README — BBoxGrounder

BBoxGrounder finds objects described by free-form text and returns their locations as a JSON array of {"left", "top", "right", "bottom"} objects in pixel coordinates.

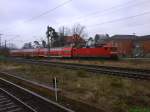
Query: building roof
[
  {"left": 64, "top": 34, "right": 85, "bottom": 43},
  {"left": 104, "top": 34, "right": 150, "bottom": 42},
  {"left": 136, "top": 35, "right": 150, "bottom": 41},
  {"left": 110, "top": 35, "right": 136, "bottom": 40}
]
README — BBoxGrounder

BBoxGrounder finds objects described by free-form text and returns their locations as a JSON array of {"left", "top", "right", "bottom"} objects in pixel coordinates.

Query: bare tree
[
  {"left": 58, "top": 26, "right": 70, "bottom": 47},
  {"left": 57, "top": 24, "right": 87, "bottom": 47},
  {"left": 71, "top": 24, "right": 87, "bottom": 38},
  {"left": 59, "top": 26, "right": 71, "bottom": 36}
]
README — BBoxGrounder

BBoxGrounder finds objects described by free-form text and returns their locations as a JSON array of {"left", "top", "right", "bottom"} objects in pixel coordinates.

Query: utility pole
[
  {"left": 46, "top": 26, "right": 51, "bottom": 57},
  {"left": 5, "top": 40, "right": 7, "bottom": 48},
  {"left": 0, "top": 34, "right": 2, "bottom": 48}
]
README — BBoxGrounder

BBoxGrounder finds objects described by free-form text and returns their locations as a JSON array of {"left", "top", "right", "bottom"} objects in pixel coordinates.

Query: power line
[
  {"left": 0, "top": 0, "right": 72, "bottom": 32},
  {"left": 26, "top": 0, "right": 72, "bottom": 22},
  {"left": 67, "top": 0, "right": 149, "bottom": 25},
  {"left": 90, "top": 21, "right": 150, "bottom": 35},
  {"left": 1, "top": 0, "right": 150, "bottom": 46},
  {"left": 76, "top": 0, "right": 136, "bottom": 19},
  {"left": 0, "top": 0, "right": 73, "bottom": 46},
  {"left": 87, "top": 11, "right": 150, "bottom": 28},
  {"left": 87, "top": 0, "right": 149, "bottom": 21}
]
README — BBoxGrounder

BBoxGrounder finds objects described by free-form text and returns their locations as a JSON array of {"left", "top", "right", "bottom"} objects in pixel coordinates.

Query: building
[
  {"left": 52, "top": 34, "right": 86, "bottom": 47},
  {"left": 133, "top": 35, "right": 150, "bottom": 57},
  {"left": 64, "top": 34, "right": 86, "bottom": 47},
  {"left": 106, "top": 35, "right": 135, "bottom": 57},
  {"left": 105, "top": 35, "right": 150, "bottom": 57},
  {"left": 94, "top": 34, "right": 110, "bottom": 45}
]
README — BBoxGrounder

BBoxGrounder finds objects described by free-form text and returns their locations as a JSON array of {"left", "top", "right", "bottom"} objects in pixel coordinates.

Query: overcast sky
[{"left": 0, "top": 0, "right": 150, "bottom": 47}]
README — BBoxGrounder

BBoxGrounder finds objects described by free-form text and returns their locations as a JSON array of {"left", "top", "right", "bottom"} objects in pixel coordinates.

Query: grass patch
[
  {"left": 129, "top": 107, "right": 150, "bottom": 112},
  {"left": 0, "top": 60, "right": 150, "bottom": 112},
  {"left": 61, "top": 59, "right": 150, "bottom": 69}
]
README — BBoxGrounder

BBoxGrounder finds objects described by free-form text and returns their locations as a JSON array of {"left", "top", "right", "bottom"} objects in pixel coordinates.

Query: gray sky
[{"left": 0, "top": 0, "right": 150, "bottom": 47}]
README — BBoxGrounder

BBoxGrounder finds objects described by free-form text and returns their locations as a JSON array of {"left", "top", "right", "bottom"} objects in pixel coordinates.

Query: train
[{"left": 10, "top": 45, "right": 118, "bottom": 59}]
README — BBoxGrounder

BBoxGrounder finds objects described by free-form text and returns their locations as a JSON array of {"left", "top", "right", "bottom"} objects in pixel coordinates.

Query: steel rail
[
  {"left": 7, "top": 58, "right": 150, "bottom": 80},
  {"left": 0, "top": 77, "right": 74, "bottom": 112},
  {"left": 0, "top": 88, "right": 37, "bottom": 112},
  {"left": 0, "top": 71, "right": 104, "bottom": 112}
]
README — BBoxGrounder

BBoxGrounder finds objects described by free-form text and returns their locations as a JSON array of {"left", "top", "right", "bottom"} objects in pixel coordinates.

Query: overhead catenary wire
[
  {"left": 70, "top": 0, "right": 137, "bottom": 21},
  {"left": 118, "top": 22, "right": 150, "bottom": 34},
  {"left": 57, "top": 0, "right": 150, "bottom": 36},
  {"left": 90, "top": 21, "right": 150, "bottom": 36},
  {"left": 0, "top": 0, "right": 72, "bottom": 32},
  {"left": 1, "top": 0, "right": 148, "bottom": 32},
  {"left": 25, "top": 0, "right": 72, "bottom": 22},
  {"left": 87, "top": 11, "right": 150, "bottom": 28},
  {"left": 0, "top": 0, "right": 73, "bottom": 46},
  {"left": 1, "top": 0, "right": 150, "bottom": 47},
  {"left": 65, "top": 0, "right": 150, "bottom": 25}
]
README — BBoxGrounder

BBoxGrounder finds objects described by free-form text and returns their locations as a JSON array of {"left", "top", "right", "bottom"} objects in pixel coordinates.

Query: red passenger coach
[
  {"left": 37, "top": 48, "right": 48, "bottom": 57},
  {"left": 10, "top": 46, "right": 118, "bottom": 59},
  {"left": 48, "top": 47, "right": 63, "bottom": 57},
  {"left": 62, "top": 47, "right": 72, "bottom": 58},
  {"left": 23, "top": 49, "right": 34, "bottom": 57},
  {"left": 47, "top": 47, "right": 72, "bottom": 58},
  {"left": 10, "top": 49, "right": 21, "bottom": 57}
]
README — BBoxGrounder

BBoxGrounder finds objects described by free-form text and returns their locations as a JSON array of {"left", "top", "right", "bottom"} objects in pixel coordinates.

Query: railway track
[
  {"left": 0, "top": 71, "right": 103, "bottom": 112},
  {"left": 6, "top": 58, "right": 150, "bottom": 80},
  {"left": 0, "top": 88, "right": 36, "bottom": 112},
  {"left": 0, "top": 77, "right": 74, "bottom": 112}
]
